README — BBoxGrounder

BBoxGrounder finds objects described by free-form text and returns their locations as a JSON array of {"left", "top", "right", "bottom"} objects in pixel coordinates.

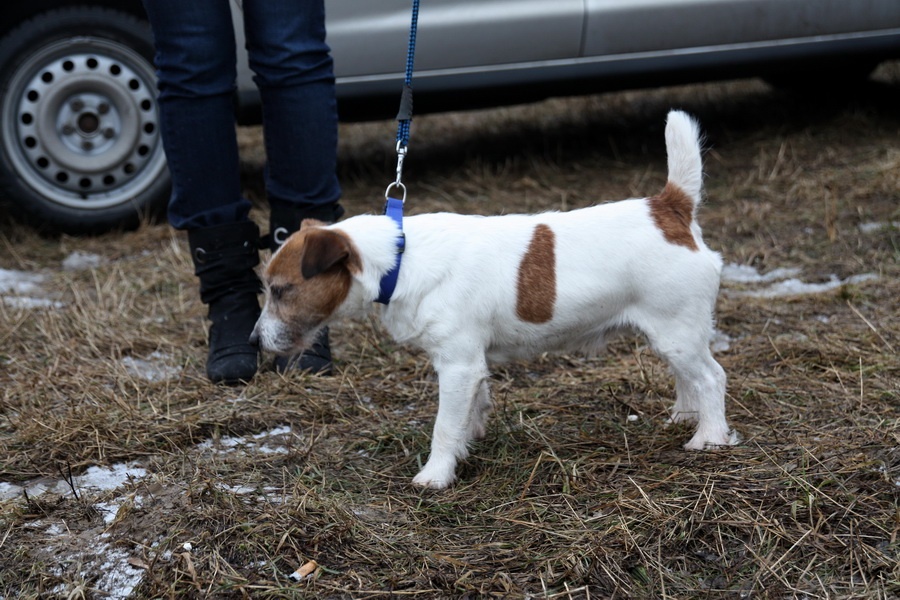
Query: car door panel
[
  {"left": 583, "top": 0, "right": 900, "bottom": 56},
  {"left": 326, "top": 0, "right": 584, "bottom": 78}
]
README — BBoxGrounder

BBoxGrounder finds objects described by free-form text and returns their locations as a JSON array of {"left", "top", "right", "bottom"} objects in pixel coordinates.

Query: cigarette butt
[{"left": 290, "top": 560, "right": 318, "bottom": 581}]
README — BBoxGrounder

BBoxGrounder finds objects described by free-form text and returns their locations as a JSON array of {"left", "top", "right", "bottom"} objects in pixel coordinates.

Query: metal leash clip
[{"left": 384, "top": 142, "right": 408, "bottom": 202}]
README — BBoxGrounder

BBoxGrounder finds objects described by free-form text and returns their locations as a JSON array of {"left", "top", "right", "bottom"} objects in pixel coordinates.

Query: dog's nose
[{"left": 248, "top": 327, "right": 260, "bottom": 349}]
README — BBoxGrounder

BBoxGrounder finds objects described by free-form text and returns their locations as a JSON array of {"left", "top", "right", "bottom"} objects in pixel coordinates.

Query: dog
[{"left": 250, "top": 110, "right": 737, "bottom": 489}]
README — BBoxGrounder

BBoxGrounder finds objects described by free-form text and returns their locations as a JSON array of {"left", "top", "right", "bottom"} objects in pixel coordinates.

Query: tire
[{"left": 0, "top": 6, "right": 169, "bottom": 235}]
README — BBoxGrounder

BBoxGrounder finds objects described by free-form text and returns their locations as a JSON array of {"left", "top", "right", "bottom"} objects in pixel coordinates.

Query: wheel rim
[{"left": 2, "top": 36, "right": 166, "bottom": 212}]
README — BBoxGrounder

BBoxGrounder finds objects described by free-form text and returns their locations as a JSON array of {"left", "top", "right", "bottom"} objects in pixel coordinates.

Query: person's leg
[
  {"left": 243, "top": 0, "right": 343, "bottom": 374},
  {"left": 142, "top": 0, "right": 251, "bottom": 229},
  {"left": 242, "top": 0, "right": 343, "bottom": 226},
  {"left": 143, "top": 0, "right": 260, "bottom": 383}
]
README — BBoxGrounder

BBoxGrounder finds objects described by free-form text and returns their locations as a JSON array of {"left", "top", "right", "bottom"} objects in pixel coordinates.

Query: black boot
[
  {"left": 188, "top": 222, "right": 262, "bottom": 384},
  {"left": 268, "top": 202, "right": 344, "bottom": 375},
  {"left": 273, "top": 328, "right": 333, "bottom": 375}
]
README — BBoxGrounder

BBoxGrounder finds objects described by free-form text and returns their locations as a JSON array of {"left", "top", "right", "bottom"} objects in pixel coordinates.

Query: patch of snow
[
  {"left": 721, "top": 263, "right": 801, "bottom": 284},
  {"left": 0, "top": 268, "right": 44, "bottom": 295},
  {"left": 218, "top": 484, "right": 282, "bottom": 497},
  {"left": 2, "top": 296, "right": 64, "bottom": 309},
  {"left": 75, "top": 539, "right": 144, "bottom": 600},
  {"left": 0, "top": 267, "right": 63, "bottom": 309},
  {"left": 0, "top": 463, "right": 148, "bottom": 502},
  {"left": 121, "top": 351, "right": 181, "bottom": 382},
  {"left": 722, "top": 262, "right": 878, "bottom": 298},
  {"left": 1, "top": 478, "right": 64, "bottom": 500},
  {"left": 252, "top": 425, "right": 291, "bottom": 439},
  {"left": 62, "top": 251, "right": 105, "bottom": 271},
  {"left": 733, "top": 273, "right": 878, "bottom": 299},
  {"left": 859, "top": 221, "right": 900, "bottom": 234},
  {"left": 199, "top": 425, "right": 294, "bottom": 456},
  {"left": 96, "top": 500, "right": 124, "bottom": 525},
  {"left": 77, "top": 464, "right": 148, "bottom": 494},
  {"left": 0, "top": 482, "right": 20, "bottom": 499}
]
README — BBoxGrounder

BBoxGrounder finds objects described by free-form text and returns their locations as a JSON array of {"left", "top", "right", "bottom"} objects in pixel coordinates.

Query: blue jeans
[{"left": 142, "top": 0, "right": 342, "bottom": 230}]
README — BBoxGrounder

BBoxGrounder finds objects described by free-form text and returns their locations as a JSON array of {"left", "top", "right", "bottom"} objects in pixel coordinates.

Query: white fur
[{"left": 255, "top": 110, "right": 737, "bottom": 489}]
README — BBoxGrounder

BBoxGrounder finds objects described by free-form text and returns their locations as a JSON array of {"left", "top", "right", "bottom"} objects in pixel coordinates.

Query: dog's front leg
[{"left": 413, "top": 357, "right": 488, "bottom": 489}]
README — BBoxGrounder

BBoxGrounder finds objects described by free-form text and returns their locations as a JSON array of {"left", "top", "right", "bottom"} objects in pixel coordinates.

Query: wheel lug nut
[
  {"left": 103, "top": 128, "right": 115, "bottom": 139},
  {"left": 70, "top": 99, "right": 84, "bottom": 112},
  {"left": 82, "top": 140, "right": 94, "bottom": 151},
  {"left": 62, "top": 124, "right": 75, "bottom": 135},
  {"left": 97, "top": 102, "right": 110, "bottom": 115}
]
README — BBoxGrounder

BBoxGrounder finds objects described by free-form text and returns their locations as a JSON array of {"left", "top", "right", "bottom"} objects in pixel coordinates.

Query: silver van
[{"left": 1, "top": 0, "right": 899, "bottom": 234}]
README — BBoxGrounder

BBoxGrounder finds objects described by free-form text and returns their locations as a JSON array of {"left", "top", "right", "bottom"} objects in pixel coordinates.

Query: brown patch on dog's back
[
  {"left": 648, "top": 182, "right": 699, "bottom": 251},
  {"left": 516, "top": 224, "right": 556, "bottom": 323}
]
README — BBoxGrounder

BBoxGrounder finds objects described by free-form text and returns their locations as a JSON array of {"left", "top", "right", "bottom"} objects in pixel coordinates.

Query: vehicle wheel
[{"left": 0, "top": 7, "right": 169, "bottom": 235}]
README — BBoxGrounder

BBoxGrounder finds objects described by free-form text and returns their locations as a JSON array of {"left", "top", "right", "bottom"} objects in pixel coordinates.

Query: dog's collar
[{"left": 375, "top": 197, "right": 405, "bottom": 304}]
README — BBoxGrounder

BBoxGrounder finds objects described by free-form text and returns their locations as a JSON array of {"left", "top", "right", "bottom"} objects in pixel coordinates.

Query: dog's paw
[
  {"left": 684, "top": 428, "right": 740, "bottom": 450},
  {"left": 412, "top": 461, "right": 456, "bottom": 489}
]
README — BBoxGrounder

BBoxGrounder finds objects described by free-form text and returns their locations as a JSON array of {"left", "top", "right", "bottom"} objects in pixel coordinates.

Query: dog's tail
[{"left": 664, "top": 110, "right": 704, "bottom": 205}]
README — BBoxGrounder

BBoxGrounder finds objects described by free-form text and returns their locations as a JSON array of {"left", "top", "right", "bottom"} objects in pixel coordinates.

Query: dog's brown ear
[{"left": 301, "top": 229, "right": 351, "bottom": 279}]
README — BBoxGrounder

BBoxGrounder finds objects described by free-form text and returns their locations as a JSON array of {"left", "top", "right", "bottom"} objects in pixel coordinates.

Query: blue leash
[
  {"left": 395, "top": 0, "right": 419, "bottom": 152},
  {"left": 377, "top": 0, "right": 419, "bottom": 305}
]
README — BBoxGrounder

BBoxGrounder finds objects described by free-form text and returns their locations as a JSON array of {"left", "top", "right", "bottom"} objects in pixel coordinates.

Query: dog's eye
[{"left": 270, "top": 284, "right": 293, "bottom": 300}]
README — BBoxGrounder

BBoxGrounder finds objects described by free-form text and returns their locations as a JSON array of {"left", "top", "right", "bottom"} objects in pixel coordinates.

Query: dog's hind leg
[
  {"left": 641, "top": 318, "right": 736, "bottom": 449},
  {"left": 469, "top": 378, "right": 493, "bottom": 441},
  {"left": 413, "top": 356, "right": 489, "bottom": 489}
]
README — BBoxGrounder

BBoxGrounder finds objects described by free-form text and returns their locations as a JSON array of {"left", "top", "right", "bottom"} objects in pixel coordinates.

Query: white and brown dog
[{"left": 251, "top": 110, "right": 737, "bottom": 489}]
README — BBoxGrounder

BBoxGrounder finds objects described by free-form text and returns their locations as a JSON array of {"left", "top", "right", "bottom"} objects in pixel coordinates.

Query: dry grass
[{"left": 2, "top": 63, "right": 899, "bottom": 598}]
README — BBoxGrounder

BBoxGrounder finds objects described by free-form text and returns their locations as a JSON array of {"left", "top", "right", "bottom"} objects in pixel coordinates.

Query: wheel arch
[{"left": 1, "top": 1, "right": 150, "bottom": 39}]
